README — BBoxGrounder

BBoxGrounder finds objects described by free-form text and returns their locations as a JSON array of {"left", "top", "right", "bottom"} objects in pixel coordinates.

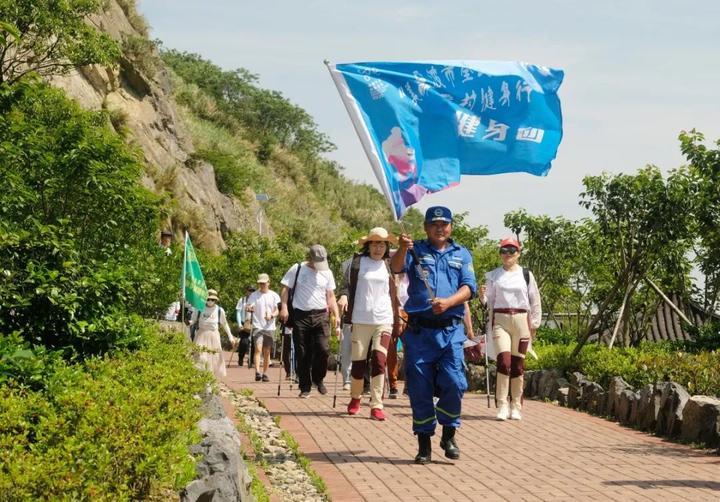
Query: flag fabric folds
[
  {"left": 327, "top": 60, "right": 564, "bottom": 219},
  {"left": 182, "top": 232, "right": 208, "bottom": 311}
]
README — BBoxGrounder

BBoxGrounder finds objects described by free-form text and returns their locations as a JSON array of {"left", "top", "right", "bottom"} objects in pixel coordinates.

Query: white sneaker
[
  {"left": 496, "top": 403, "right": 509, "bottom": 421},
  {"left": 510, "top": 403, "right": 522, "bottom": 421},
  {"left": 342, "top": 383, "right": 350, "bottom": 391}
]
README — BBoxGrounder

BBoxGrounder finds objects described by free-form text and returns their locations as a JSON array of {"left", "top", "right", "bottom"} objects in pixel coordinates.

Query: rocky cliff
[{"left": 49, "top": 0, "right": 260, "bottom": 252}]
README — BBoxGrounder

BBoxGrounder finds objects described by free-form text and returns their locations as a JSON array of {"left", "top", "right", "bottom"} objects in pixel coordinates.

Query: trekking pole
[
  {"left": 333, "top": 324, "right": 342, "bottom": 408},
  {"left": 484, "top": 332, "right": 492, "bottom": 408},
  {"left": 289, "top": 330, "right": 296, "bottom": 391},
  {"left": 277, "top": 323, "right": 285, "bottom": 397}
]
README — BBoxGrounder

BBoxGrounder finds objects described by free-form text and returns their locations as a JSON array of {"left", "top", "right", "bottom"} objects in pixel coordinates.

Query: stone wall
[
  {"left": 179, "top": 389, "right": 255, "bottom": 501},
  {"left": 521, "top": 368, "right": 720, "bottom": 449}
]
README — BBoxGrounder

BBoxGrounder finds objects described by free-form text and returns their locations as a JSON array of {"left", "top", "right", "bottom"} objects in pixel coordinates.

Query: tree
[
  {"left": 572, "top": 166, "right": 695, "bottom": 355},
  {"left": 504, "top": 210, "right": 584, "bottom": 322},
  {"left": 0, "top": 0, "right": 119, "bottom": 85},
  {"left": 680, "top": 130, "right": 720, "bottom": 313}
]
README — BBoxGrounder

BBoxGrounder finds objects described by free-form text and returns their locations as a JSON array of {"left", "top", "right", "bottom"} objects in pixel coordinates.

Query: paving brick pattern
[{"left": 222, "top": 356, "right": 719, "bottom": 502}]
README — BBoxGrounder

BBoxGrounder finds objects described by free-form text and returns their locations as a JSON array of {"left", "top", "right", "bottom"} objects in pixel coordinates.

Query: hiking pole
[
  {"left": 277, "top": 323, "right": 285, "bottom": 397},
  {"left": 289, "top": 330, "right": 296, "bottom": 391},
  {"left": 333, "top": 323, "right": 342, "bottom": 408},
  {"left": 484, "top": 333, "right": 491, "bottom": 408}
]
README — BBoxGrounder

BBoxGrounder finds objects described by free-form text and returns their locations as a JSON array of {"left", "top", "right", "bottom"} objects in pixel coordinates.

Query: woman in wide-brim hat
[
  {"left": 337, "top": 227, "right": 399, "bottom": 421},
  {"left": 191, "top": 288, "right": 236, "bottom": 379}
]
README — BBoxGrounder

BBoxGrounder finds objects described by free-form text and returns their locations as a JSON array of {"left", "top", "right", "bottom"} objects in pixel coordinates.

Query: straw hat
[
  {"left": 206, "top": 289, "right": 219, "bottom": 301},
  {"left": 357, "top": 227, "right": 398, "bottom": 246}
]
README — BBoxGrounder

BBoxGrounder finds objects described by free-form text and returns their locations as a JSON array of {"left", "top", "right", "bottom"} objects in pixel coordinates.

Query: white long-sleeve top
[{"left": 485, "top": 266, "right": 542, "bottom": 329}]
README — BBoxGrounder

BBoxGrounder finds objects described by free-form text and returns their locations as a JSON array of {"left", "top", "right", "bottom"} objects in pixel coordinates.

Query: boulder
[
  {"left": 567, "top": 372, "right": 586, "bottom": 409},
  {"left": 617, "top": 390, "right": 638, "bottom": 425},
  {"left": 465, "top": 363, "right": 486, "bottom": 392},
  {"left": 579, "top": 381, "right": 603, "bottom": 413},
  {"left": 680, "top": 396, "right": 720, "bottom": 448},
  {"left": 636, "top": 383, "right": 663, "bottom": 432},
  {"left": 538, "top": 369, "right": 563, "bottom": 400},
  {"left": 656, "top": 382, "right": 690, "bottom": 437},
  {"left": 549, "top": 377, "right": 570, "bottom": 402},
  {"left": 607, "top": 376, "right": 632, "bottom": 418},
  {"left": 181, "top": 417, "right": 254, "bottom": 502},
  {"left": 523, "top": 370, "right": 538, "bottom": 397},
  {"left": 557, "top": 387, "right": 569, "bottom": 407}
]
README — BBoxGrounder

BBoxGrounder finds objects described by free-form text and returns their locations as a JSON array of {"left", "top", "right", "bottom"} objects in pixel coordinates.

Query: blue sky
[{"left": 139, "top": 0, "right": 720, "bottom": 236}]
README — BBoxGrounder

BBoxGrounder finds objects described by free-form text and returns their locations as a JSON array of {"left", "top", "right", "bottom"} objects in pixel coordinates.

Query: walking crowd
[{"left": 188, "top": 206, "right": 541, "bottom": 464}]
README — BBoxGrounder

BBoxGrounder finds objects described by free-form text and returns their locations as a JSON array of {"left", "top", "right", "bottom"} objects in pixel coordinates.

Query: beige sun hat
[
  {"left": 357, "top": 227, "right": 398, "bottom": 247},
  {"left": 206, "top": 289, "right": 219, "bottom": 301}
]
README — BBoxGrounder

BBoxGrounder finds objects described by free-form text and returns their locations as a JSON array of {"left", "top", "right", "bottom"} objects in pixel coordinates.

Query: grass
[{"left": 279, "top": 430, "right": 330, "bottom": 501}]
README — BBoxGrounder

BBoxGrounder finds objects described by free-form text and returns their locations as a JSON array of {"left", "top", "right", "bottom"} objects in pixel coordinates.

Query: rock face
[
  {"left": 607, "top": 376, "right": 632, "bottom": 418},
  {"left": 680, "top": 396, "right": 720, "bottom": 448},
  {"left": 656, "top": 382, "right": 690, "bottom": 437},
  {"left": 49, "top": 1, "right": 257, "bottom": 252},
  {"left": 181, "top": 392, "right": 254, "bottom": 502}
]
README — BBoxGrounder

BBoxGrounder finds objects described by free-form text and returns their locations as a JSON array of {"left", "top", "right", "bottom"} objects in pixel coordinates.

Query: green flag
[{"left": 182, "top": 233, "right": 208, "bottom": 311}]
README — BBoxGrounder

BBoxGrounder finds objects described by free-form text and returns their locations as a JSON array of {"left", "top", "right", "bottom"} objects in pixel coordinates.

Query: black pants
[
  {"left": 236, "top": 335, "right": 250, "bottom": 366},
  {"left": 282, "top": 330, "right": 294, "bottom": 377},
  {"left": 293, "top": 309, "right": 330, "bottom": 392}
]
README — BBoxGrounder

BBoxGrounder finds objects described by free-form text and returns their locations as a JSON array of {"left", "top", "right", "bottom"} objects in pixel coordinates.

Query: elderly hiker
[
  {"left": 279, "top": 245, "right": 341, "bottom": 398},
  {"left": 391, "top": 206, "right": 477, "bottom": 464},
  {"left": 337, "top": 227, "right": 399, "bottom": 421},
  {"left": 246, "top": 274, "right": 281, "bottom": 382},
  {"left": 485, "top": 237, "right": 541, "bottom": 421},
  {"left": 191, "top": 289, "right": 236, "bottom": 378}
]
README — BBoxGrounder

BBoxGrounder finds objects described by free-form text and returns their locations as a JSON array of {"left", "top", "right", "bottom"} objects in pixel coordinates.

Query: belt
[
  {"left": 493, "top": 308, "right": 527, "bottom": 314},
  {"left": 408, "top": 316, "right": 461, "bottom": 329},
  {"left": 296, "top": 308, "right": 327, "bottom": 315}
]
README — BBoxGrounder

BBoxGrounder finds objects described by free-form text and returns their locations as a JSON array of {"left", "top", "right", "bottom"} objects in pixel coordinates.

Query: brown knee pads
[
  {"left": 510, "top": 355, "right": 525, "bottom": 378},
  {"left": 496, "top": 351, "right": 511, "bottom": 376},
  {"left": 370, "top": 332, "right": 391, "bottom": 377},
  {"left": 351, "top": 360, "right": 367, "bottom": 380}
]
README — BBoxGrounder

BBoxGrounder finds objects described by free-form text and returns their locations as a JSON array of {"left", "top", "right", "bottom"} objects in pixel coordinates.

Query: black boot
[
  {"left": 440, "top": 426, "right": 460, "bottom": 460},
  {"left": 414, "top": 433, "right": 432, "bottom": 464}
]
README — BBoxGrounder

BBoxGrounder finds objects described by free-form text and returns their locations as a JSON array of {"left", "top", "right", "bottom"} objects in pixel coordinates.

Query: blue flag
[{"left": 327, "top": 60, "right": 564, "bottom": 219}]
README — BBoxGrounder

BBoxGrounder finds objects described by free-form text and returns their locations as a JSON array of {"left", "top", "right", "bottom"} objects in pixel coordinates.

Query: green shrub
[
  {"left": 528, "top": 341, "right": 720, "bottom": 396},
  {"left": 0, "top": 330, "right": 211, "bottom": 500}
]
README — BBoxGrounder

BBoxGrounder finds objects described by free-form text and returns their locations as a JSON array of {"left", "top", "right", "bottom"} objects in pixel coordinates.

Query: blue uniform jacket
[{"left": 401, "top": 239, "right": 477, "bottom": 319}]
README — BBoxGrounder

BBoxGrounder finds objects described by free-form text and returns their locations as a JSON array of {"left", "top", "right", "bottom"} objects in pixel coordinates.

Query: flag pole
[{"left": 181, "top": 231, "right": 188, "bottom": 336}]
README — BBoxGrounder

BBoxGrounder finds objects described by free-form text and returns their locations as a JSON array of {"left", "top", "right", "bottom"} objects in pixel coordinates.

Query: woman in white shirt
[
  {"left": 191, "top": 289, "right": 235, "bottom": 379},
  {"left": 485, "top": 238, "right": 541, "bottom": 421},
  {"left": 338, "top": 227, "right": 398, "bottom": 421}
]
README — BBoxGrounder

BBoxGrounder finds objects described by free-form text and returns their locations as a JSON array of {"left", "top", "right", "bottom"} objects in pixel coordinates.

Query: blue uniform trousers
[{"left": 404, "top": 321, "right": 467, "bottom": 435}]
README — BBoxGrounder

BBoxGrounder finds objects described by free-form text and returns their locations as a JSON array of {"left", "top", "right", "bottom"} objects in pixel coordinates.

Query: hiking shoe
[
  {"left": 299, "top": 391, "right": 311, "bottom": 398},
  {"left": 362, "top": 387, "right": 371, "bottom": 396},
  {"left": 347, "top": 398, "right": 361, "bottom": 415},
  {"left": 261, "top": 374, "right": 270, "bottom": 382},
  {"left": 255, "top": 372, "right": 262, "bottom": 382},
  {"left": 496, "top": 403, "right": 510, "bottom": 421},
  {"left": 509, "top": 402, "right": 522, "bottom": 421},
  {"left": 316, "top": 382, "right": 328, "bottom": 395},
  {"left": 370, "top": 408, "right": 386, "bottom": 421},
  {"left": 388, "top": 388, "right": 399, "bottom": 399},
  {"left": 414, "top": 434, "right": 432, "bottom": 464},
  {"left": 342, "top": 382, "right": 351, "bottom": 391}
]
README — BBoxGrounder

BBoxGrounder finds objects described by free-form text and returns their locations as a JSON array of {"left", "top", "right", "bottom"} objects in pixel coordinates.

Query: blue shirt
[{"left": 402, "top": 239, "right": 477, "bottom": 318}]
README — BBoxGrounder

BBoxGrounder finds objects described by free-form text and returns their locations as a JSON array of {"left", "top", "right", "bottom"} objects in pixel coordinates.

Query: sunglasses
[{"left": 499, "top": 247, "right": 518, "bottom": 255}]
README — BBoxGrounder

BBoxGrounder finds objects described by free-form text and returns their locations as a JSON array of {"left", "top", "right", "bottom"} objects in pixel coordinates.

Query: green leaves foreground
[{"left": 0, "top": 330, "right": 212, "bottom": 500}]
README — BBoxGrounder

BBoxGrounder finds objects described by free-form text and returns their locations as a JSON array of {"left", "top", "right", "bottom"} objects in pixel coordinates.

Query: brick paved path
[{"left": 222, "top": 356, "right": 719, "bottom": 502}]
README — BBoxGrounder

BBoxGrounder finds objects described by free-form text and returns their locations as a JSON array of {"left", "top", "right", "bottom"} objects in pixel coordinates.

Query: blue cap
[{"left": 425, "top": 206, "right": 452, "bottom": 223}]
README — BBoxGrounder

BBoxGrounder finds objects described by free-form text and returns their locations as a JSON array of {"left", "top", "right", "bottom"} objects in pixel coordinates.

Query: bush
[
  {"left": 527, "top": 341, "right": 720, "bottom": 396},
  {"left": 0, "top": 330, "right": 211, "bottom": 500}
]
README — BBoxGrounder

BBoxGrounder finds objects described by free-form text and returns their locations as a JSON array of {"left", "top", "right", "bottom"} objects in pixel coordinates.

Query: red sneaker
[
  {"left": 370, "top": 408, "right": 386, "bottom": 421},
  {"left": 347, "top": 398, "right": 361, "bottom": 415}
]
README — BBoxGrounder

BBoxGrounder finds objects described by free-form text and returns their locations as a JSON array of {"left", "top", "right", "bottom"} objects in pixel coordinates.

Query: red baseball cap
[{"left": 499, "top": 237, "right": 522, "bottom": 250}]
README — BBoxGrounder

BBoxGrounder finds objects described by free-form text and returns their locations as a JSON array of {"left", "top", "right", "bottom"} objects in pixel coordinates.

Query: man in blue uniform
[{"left": 391, "top": 206, "right": 477, "bottom": 464}]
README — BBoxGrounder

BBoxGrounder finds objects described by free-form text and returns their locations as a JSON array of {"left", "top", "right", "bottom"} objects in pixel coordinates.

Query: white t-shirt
[
  {"left": 247, "top": 290, "right": 281, "bottom": 331},
  {"left": 485, "top": 266, "right": 542, "bottom": 329},
  {"left": 352, "top": 256, "right": 393, "bottom": 325},
  {"left": 281, "top": 262, "right": 335, "bottom": 311}
]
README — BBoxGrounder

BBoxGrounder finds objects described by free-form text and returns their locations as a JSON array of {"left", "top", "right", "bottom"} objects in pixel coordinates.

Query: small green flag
[{"left": 182, "top": 233, "right": 208, "bottom": 311}]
